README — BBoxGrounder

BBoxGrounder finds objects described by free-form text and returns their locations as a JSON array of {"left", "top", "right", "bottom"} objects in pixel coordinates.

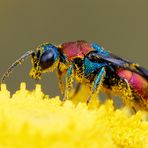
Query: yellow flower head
[{"left": 0, "top": 82, "right": 148, "bottom": 148}]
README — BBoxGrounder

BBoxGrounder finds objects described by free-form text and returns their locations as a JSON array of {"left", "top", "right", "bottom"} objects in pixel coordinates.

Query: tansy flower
[{"left": 0, "top": 82, "right": 148, "bottom": 148}]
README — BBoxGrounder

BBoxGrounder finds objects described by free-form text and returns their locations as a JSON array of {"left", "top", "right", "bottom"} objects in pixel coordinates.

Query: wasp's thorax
[{"left": 29, "top": 43, "right": 59, "bottom": 79}]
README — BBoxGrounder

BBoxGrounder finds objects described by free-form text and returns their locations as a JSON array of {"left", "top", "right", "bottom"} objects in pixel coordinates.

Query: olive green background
[{"left": 0, "top": 0, "right": 148, "bottom": 97}]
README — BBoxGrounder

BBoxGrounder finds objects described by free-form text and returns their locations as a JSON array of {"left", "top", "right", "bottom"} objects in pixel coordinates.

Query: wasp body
[{"left": 1, "top": 41, "right": 148, "bottom": 111}]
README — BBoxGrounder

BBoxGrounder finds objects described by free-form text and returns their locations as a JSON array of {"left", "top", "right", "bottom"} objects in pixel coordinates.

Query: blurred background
[{"left": 0, "top": 0, "right": 148, "bottom": 98}]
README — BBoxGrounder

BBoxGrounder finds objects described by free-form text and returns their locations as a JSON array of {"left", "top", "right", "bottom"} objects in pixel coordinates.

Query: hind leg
[{"left": 119, "top": 79, "right": 142, "bottom": 112}]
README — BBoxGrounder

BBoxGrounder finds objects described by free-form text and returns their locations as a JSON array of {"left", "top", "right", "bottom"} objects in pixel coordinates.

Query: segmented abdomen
[{"left": 117, "top": 69, "right": 148, "bottom": 100}]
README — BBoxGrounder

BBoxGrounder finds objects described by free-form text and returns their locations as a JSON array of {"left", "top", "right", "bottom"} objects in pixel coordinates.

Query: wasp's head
[
  {"left": 30, "top": 43, "right": 59, "bottom": 80},
  {"left": 1, "top": 43, "right": 60, "bottom": 83}
]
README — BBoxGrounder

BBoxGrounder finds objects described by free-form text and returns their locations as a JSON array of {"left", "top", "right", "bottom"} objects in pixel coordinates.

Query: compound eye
[
  {"left": 39, "top": 49, "right": 54, "bottom": 70},
  {"left": 87, "top": 51, "right": 100, "bottom": 62}
]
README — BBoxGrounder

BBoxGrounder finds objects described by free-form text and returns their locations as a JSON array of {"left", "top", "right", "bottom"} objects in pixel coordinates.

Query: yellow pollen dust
[{"left": 0, "top": 82, "right": 148, "bottom": 148}]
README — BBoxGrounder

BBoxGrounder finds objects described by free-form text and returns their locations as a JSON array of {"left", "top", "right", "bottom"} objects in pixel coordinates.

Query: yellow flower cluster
[{"left": 0, "top": 82, "right": 148, "bottom": 148}]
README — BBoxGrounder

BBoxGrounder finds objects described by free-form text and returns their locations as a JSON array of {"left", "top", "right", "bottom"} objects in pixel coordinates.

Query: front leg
[
  {"left": 64, "top": 65, "right": 74, "bottom": 101},
  {"left": 57, "top": 68, "right": 65, "bottom": 96},
  {"left": 87, "top": 67, "right": 106, "bottom": 104}
]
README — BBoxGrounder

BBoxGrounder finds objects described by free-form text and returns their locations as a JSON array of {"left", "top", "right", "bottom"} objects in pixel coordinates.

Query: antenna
[{"left": 1, "top": 50, "right": 34, "bottom": 83}]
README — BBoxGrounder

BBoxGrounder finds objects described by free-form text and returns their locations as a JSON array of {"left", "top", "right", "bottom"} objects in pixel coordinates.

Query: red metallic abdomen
[{"left": 117, "top": 69, "right": 148, "bottom": 100}]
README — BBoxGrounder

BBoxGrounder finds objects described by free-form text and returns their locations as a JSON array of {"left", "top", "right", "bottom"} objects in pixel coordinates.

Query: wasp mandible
[{"left": 1, "top": 41, "right": 148, "bottom": 111}]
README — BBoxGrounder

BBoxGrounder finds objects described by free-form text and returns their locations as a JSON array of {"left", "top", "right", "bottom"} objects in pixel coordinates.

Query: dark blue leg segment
[
  {"left": 93, "top": 67, "right": 105, "bottom": 90},
  {"left": 87, "top": 67, "right": 105, "bottom": 104}
]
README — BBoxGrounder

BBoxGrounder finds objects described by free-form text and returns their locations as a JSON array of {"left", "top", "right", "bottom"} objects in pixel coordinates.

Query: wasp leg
[
  {"left": 70, "top": 82, "right": 81, "bottom": 99},
  {"left": 119, "top": 78, "right": 143, "bottom": 112},
  {"left": 122, "top": 79, "right": 138, "bottom": 112},
  {"left": 64, "top": 65, "right": 74, "bottom": 101},
  {"left": 124, "top": 79, "right": 133, "bottom": 98},
  {"left": 57, "top": 69, "right": 65, "bottom": 96},
  {"left": 87, "top": 67, "right": 106, "bottom": 104}
]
